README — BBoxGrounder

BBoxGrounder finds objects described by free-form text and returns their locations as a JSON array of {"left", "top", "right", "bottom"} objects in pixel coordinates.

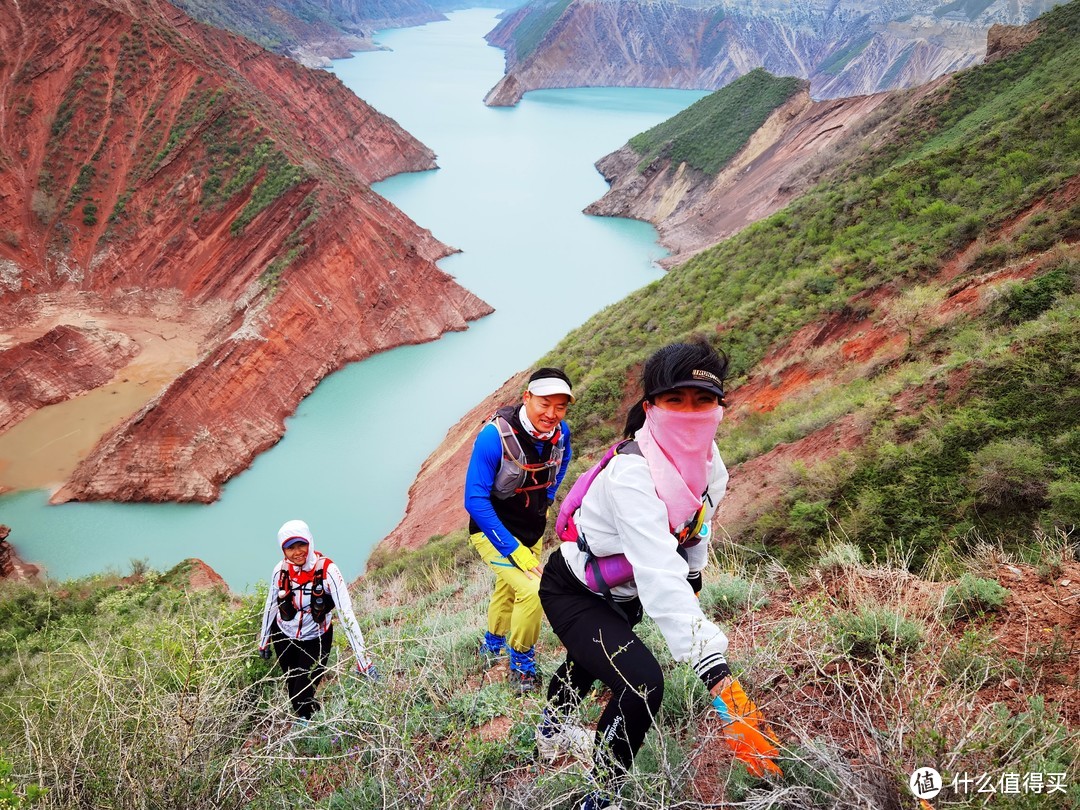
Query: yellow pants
[{"left": 469, "top": 531, "right": 542, "bottom": 653}]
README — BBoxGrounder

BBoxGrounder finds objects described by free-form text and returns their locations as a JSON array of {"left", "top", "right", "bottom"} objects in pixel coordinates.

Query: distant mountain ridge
[
  {"left": 168, "top": 0, "right": 482, "bottom": 67},
  {"left": 483, "top": 0, "right": 1068, "bottom": 105}
]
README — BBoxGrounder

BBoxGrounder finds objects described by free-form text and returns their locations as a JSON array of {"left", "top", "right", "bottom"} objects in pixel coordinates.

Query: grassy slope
[
  {"left": 628, "top": 69, "right": 805, "bottom": 174},
  {"left": 1, "top": 545, "right": 1076, "bottom": 808},
  {"left": 545, "top": 0, "right": 1080, "bottom": 570}
]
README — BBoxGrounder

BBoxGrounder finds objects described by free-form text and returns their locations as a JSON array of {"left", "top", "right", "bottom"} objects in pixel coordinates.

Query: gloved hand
[
  {"left": 507, "top": 543, "right": 540, "bottom": 572},
  {"left": 712, "top": 678, "right": 783, "bottom": 778},
  {"left": 259, "top": 647, "right": 272, "bottom": 660},
  {"left": 356, "top": 663, "right": 380, "bottom": 683}
]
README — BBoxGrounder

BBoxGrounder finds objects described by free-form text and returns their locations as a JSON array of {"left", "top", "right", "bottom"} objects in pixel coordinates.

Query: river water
[{"left": 0, "top": 9, "right": 707, "bottom": 590}]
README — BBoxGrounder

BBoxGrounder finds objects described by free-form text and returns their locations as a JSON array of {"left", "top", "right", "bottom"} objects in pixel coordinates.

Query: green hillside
[
  {"left": 551, "top": 1, "right": 1079, "bottom": 570},
  {"left": 628, "top": 69, "right": 805, "bottom": 174},
  {"left": 1, "top": 3, "right": 1078, "bottom": 808}
]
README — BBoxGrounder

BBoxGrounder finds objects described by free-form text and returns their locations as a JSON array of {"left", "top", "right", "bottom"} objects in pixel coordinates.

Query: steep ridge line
[{"left": 482, "top": 0, "right": 1064, "bottom": 106}]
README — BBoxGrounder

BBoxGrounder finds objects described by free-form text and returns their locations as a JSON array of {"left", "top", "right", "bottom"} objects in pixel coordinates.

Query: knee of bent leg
[
  {"left": 614, "top": 658, "right": 664, "bottom": 714},
  {"left": 514, "top": 577, "right": 541, "bottom": 603}
]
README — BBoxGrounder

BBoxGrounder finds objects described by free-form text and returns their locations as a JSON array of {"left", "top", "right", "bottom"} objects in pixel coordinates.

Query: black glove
[{"left": 259, "top": 647, "right": 272, "bottom": 660}]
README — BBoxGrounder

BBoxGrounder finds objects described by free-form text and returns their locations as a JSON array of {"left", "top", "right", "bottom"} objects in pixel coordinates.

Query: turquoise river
[{"left": 0, "top": 9, "right": 707, "bottom": 590}]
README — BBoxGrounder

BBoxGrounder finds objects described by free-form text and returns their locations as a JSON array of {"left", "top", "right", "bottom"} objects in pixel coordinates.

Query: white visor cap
[{"left": 527, "top": 376, "right": 575, "bottom": 403}]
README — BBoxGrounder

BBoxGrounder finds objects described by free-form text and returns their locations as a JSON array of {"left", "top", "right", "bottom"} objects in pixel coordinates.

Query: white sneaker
[{"left": 535, "top": 722, "right": 594, "bottom": 763}]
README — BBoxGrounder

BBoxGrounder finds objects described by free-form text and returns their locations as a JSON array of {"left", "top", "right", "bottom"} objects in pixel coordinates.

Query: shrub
[
  {"left": 828, "top": 607, "right": 923, "bottom": 661},
  {"left": 364, "top": 530, "right": 472, "bottom": 593},
  {"left": 1047, "top": 480, "right": 1080, "bottom": 527},
  {"left": 998, "top": 260, "right": 1078, "bottom": 323},
  {"left": 699, "top": 573, "right": 759, "bottom": 619},
  {"left": 942, "top": 573, "right": 1009, "bottom": 621},
  {"left": 967, "top": 438, "right": 1049, "bottom": 508},
  {"left": 816, "top": 541, "right": 864, "bottom": 573},
  {"left": 0, "top": 757, "right": 47, "bottom": 808},
  {"left": 658, "top": 664, "right": 709, "bottom": 726},
  {"left": 938, "top": 627, "right": 1001, "bottom": 689},
  {"left": 788, "top": 500, "right": 831, "bottom": 541}
]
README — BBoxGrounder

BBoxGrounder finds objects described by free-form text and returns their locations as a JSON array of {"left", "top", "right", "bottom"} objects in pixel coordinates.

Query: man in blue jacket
[{"left": 464, "top": 367, "right": 574, "bottom": 691}]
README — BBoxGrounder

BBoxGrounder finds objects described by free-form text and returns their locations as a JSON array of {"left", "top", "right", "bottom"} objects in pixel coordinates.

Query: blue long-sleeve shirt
[{"left": 464, "top": 418, "right": 572, "bottom": 556}]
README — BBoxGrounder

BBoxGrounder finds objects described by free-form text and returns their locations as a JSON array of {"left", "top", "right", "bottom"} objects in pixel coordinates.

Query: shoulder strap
[
  {"left": 556, "top": 439, "right": 636, "bottom": 543},
  {"left": 495, "top": 415, "right": 528, "bottom": 469},
  {"left": 313, "top": 556, "right": 332, "bottom": 585}
]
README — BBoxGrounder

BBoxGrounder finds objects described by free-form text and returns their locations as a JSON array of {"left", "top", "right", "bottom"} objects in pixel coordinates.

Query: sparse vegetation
[
  {"left": 698, "top": 572, "right": 761, "bottom": 619},
  {"left": 2, "top": 539, "right": 1075, "bottom": 808},
  {"left": 168, "top": 0, "right": 350, "bottom": 52},
  {"left": 943, "top": 573, "right": 1010, "bottom": 621},
  {"left": 828, "top": 606, "right": 924, "bottom": 660},
  {"left": 818, "top": 35, "right": 873, "bottom": 76},
  {"left": 629, "top": 69, "right": 804, "bottom": 175},
  {"left": 511, "top": 0, "right": 575, "bottom": 62}
]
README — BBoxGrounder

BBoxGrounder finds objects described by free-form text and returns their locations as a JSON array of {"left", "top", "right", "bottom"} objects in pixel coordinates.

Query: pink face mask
[{"left": 637, "top": 404, "right": 724, "bottom": 531}]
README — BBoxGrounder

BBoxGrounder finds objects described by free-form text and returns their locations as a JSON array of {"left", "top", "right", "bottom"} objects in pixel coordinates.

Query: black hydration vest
[
  {"left": 469, "top": 405, "right": 566, "bottom": 544},
  {"left": 277, "top": 558, "right": 336, "bottom": 623}
]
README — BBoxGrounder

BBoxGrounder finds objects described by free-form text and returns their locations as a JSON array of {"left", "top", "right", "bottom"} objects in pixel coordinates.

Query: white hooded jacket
[
  {"left": 258, "top": 520, "right": 373, "bottom": 673},
  {"left": 559, "top": 437, "right": 730, "bottom": 684}
]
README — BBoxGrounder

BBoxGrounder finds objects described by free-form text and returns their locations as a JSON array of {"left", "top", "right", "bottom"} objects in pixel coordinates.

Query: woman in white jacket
[
  {"left": 258, "top": 519, "right": 377, "bottom": 720},
  {"left": 539, "top": 340, "right": 779, "bottom": 810}
]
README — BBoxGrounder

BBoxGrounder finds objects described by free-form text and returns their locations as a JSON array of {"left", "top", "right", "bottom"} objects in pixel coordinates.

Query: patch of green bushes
[
  {"left": 365, "top": 529, "right": 473, "bottom": 592},
  {"left": 943, "top": 573, "right": 1010, "bottom": 621},
  {"left": 698, "top": 573, "right": 761, "bottom": 619},
  {"left": 629, "top": 69, "right": 804, "bottom": 175},
  {"left": 828, "top": 607, "right": 924, "bottom": 661}
]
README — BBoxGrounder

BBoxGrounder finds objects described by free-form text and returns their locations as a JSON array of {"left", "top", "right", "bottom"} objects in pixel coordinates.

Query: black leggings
[
  {"left": 272, "top": 626, "right": 333, "bottom": 719},
  {"left": 539, "top": 551, "right": 663, "bottom": 784}
]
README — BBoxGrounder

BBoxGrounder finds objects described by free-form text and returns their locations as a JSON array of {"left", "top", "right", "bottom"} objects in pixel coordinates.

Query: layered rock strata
[
  {"left": 0, "top": 525, "right": 41, "bottom": 581},
  {"left": 0, "top": 0, "right": 491, "bottom": 502},
  {"left": 483, "top": 0, "right": 1063, "bottom": 106},
  {"left": 585, "top": 87, "right": 908, "bottom": 263},
  {"left": 169, "top": 0, "right": 448, "bottom": 68},
  {"left": 0, "top": 325, "right": 139, "bottom": 433}
]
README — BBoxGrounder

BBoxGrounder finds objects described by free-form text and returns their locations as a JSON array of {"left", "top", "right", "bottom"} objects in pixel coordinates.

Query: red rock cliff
[
  {"left": 0, "top": 324, "right": 139, "bottom": 432},
  {"left": 0, "top": 0, "right": 491, "bottom": 502}
]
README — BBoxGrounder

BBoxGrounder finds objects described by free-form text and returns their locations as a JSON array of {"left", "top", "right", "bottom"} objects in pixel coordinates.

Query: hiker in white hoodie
[
  {"left": 539, "top": 340, "right": 780, "bottom": 810},
  {"left": 258, "top": 519, "right": 377, "bottom": 719}
]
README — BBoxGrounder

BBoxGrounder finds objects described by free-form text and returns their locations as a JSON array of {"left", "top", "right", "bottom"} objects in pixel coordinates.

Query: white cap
[{"left": 527, "top": 376, "right": 575, "bottom": 402}]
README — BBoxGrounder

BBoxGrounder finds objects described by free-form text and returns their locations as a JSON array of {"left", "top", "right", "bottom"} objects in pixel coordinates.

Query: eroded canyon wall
[
  {"left": 584, "top": 87, "right": 910, "bottom": 263},
  {"left": 168, "top": 0, "right": 448, "bottom": 67},
  {"left": 483, "top": 0, "right": 1065, "bottom": 106},
  {"left": 0, "top": 0, "right": 491, "bottom": 502}
]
